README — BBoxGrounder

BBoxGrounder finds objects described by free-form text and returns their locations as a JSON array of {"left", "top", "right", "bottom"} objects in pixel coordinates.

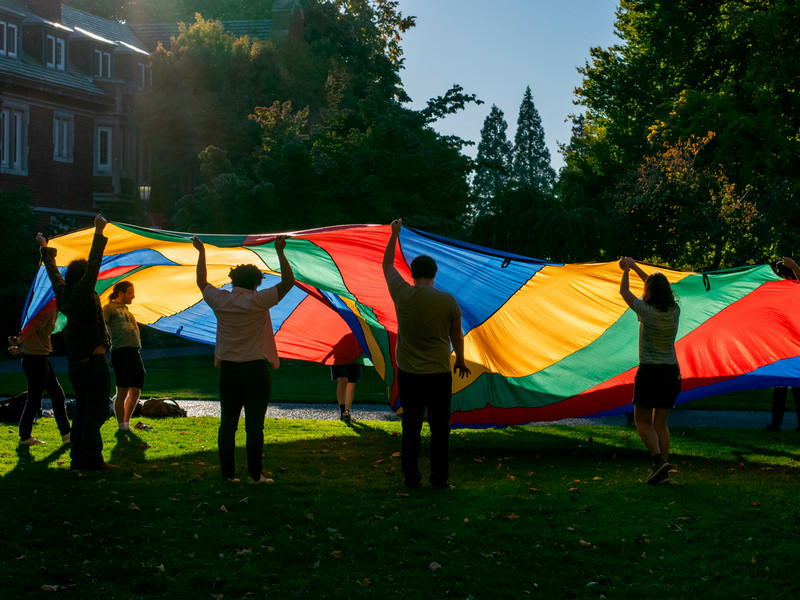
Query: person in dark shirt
[{"left": 39, "top": 215, "right": 116, "bottom": 470}]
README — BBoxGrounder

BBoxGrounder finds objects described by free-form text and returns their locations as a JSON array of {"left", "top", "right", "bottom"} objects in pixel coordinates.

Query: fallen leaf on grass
[
  {"left": 156, "top": 564, "right": 165, "bottom": 573},
  {"left": 579, "top": 539, "right": 592, "bottom": 548},
  {"left": 41, "top": 585, "right": 59, "bottom": 593},
  {"left": 331, "top": 550, "right": 344, "bottom": 559},
  {"left": 128, "top": 503, "right": 140, "bottom": 512},
  {"left": 506, "top": 513, "right": 520, "bottom": 521},
  {"left": 391, "top": 452, "right": 401, "bottom": 458},
  {"left": 429, "top": 562, "right": 442, "bottom": 571},
  {"left": 751, "top": 502, "right": 761, "bottom": 508},
  {"left": 358, "top": 578, "right": 371, "bottom": 587},
  {"left": 236, "top": 548, "right": 252, "bottom": 556},
  {"left": 592, "top": 477, "right": 604, "bottom": 481},
  {"left": 220, "top": 505, "right": 228, "bottom": 513}
]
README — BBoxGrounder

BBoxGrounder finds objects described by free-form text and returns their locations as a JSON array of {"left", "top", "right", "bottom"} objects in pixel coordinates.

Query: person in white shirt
[
  {"left": 192, "top": 235, "right": 295, "bottom": 483},
  {"left": 619, "top": 257, "right": 680, "bottom": 485}
]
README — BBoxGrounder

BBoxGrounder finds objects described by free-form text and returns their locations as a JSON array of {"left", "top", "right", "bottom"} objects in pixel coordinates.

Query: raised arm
[
  {"left": 382, "top": 219, "right": 402, "bottom": 279},
  {"left": 192, "top": 236, "right": 208, "bottom": 292},
  {"left": 627, "top": 257, "right": 649, "bottom": 284},
  {"left": 274, "top": 235, "right": 295, "bottom": 301},
  {"left": 783, "top": 257, "right": 800, "bottom": 282},
  {"left": 76, "top": 214, "right": 108, "bottom": 295},
  {"left": 450, "top": 314, "right": 471, "bottom": 379},
  {"left": 619, "top": 257, "right": 637, "bottom": 309},
  {"left": 38, "top": 231, "right": 65, "bottom": 292}
]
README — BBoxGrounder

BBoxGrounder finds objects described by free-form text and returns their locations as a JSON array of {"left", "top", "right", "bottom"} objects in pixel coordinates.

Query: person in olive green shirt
[
  {"left": 382, "top": 218, "right": 471, "bottom": 489},
  {"left": 103, "top": 280, "right": 145, "bottom": 431}
]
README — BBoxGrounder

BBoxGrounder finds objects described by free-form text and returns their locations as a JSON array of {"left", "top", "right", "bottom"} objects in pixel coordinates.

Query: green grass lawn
[
  {"left": 0, "top": 354, "right": 788, "bottom": 412},
  {"left": 2, "top": 417, "right": 799, "bottom": 599}
]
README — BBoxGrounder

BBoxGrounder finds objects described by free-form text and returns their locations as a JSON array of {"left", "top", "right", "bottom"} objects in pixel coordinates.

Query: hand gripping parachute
[{"left": 21, "top": 222, "right": 800, "bottom": 427}]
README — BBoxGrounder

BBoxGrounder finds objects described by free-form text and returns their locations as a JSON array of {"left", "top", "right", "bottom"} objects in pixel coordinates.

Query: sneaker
[
  {"left": 20, "top": 437, "right": 46, "bottom": 446},
  {"left": 249, "top": 475, "right": 275, "bottom": 485},
  {"left": 646, "top": 461, "right": 671, "bottom": 485},
  {"left": 62, "top": 432, "right": 71, "bottom": 445},
  {"left": 340, "top": 411, "right": 351, "bottom": 422}
]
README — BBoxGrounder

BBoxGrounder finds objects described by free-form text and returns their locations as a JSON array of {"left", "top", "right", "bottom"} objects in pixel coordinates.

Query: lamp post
[{"left": 138, "top": 183, "right": 151, "bottom": 225}]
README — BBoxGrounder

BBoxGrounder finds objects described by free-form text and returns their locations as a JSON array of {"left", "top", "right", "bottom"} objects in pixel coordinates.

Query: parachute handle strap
[
  {"left": 501, "top": 258, "right": 511, "bottom": 269},
  {"left": 702, "top": 273, "right": 711, "bottom": 291}
]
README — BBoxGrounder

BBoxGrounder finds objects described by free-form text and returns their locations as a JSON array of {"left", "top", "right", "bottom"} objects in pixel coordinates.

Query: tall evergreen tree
[
  {"left": 511, "top": 86, "right": 555, "bottom": 192},
  {"left": 472, "top": 104, "right": 512, "bottom": 215}
]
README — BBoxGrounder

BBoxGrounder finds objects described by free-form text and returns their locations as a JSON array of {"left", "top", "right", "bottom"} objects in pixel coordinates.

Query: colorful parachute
[{"left": 21, "top": 222, "right": 800, "bottom": 427}]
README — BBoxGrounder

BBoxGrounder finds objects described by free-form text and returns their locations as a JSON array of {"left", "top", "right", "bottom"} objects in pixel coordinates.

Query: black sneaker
[
  {"left": 340, "top": 410, "right": 351, "bottom": 422},
  {"left": 646, "top": 461, "right": 671, "bottom": 485}
]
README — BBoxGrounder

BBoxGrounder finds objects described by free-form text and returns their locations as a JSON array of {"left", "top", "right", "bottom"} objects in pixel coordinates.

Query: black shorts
[
  {"left": 633, "top": 363, "right": 681, "bottom": 409},
  {"left": 330, "top": 364, "right": 362, "bottom": 383},
  {"left": 111, "top": 347, "right": 146, "bottom": 389}
]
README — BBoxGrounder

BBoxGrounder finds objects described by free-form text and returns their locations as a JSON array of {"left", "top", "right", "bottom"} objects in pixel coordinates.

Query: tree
[
  {"left": 471, "top": 105, "right": 512, "bottom": 217},
  {"left": 562, "top": 0, "right": 800, "bottom": 270},
  {"left": 155, "top": 3, "right": 475, "bottom": 236},
  {"left": 511, "top": 86, "right": 555, "bottom": 192},
  {"left": 0, "top": 189, "right": 39, "bottom": 339}
]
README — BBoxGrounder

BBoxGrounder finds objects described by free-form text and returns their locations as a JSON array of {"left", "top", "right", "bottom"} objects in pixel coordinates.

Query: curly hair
[
  {"left": 229, "top": 264, "right": 264, "bottom": 290},
  {"left": 642, "top": 272, "right": 677, "bottom": 312}
]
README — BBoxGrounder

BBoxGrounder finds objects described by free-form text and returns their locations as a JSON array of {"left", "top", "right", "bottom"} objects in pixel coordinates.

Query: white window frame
[
  {"left": 136, "top": 62, "right": 147, "bottom": 89},
  {"left": 94, "top": 49, "right": 111, "bottom": 78},
  {"left": 95, "top": 126, "right": 113, "bottom": 172},
  {"left": 1, "top": 103, "right": 28, "bottom": 175},
  {"left": 1, "top": 21, "right": 18, "bottom": 57},
  {"left": 53, "top": 112, "right": 74, "bottom": 162},
  {"left": 8, "top": 23, "right": 16, "bottom": 57}
]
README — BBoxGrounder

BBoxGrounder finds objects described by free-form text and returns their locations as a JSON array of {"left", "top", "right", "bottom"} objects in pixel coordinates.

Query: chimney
[{"left": 25, "top": 0, "right": 62, "bottom": 23}]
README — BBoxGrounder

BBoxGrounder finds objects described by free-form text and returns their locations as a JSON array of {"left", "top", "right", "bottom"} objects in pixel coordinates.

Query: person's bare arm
[
  {"left": 450, "top": 315, "right": 471, "bottom": 379},
  {"left": 783, "top": 257, "right": 800, "bottom": 282},
  {"left": 627, "top": 257, "right": 648, "bottom": 284},
  {"left": 619, "top": 257, "right": 637, "bottom": 309},
  {"left": 192, "top": 236, "right": 208, "bottom": 292},
  {"left": 274, "top": 235, "right": 295, "bottom": 301},
  {"left": 382, "top": 219, "right": 402, "bottom": 280}
]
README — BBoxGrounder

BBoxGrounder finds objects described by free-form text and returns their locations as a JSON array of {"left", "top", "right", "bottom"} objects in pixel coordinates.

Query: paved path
[
  {"left": 2, "top": 350, "right": 789, "bottom": 429},
  {"left": 16, "top": 398, "right": 784, "bottom": 429}
]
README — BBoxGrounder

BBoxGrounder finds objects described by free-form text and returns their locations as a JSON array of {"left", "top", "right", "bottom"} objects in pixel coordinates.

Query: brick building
[{"left": 0, "top": 0, "right": 303, "bottom": 231}]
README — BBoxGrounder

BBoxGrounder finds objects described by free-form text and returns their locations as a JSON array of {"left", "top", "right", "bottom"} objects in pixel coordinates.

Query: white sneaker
[{"left": 20, "top": 437, "right": 46, "bottom": 446}]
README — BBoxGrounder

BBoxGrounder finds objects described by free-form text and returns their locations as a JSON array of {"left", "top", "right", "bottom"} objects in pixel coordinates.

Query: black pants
[
  {"left": 20, "top": 354, "right": 70, "bottom": 441},
  {"left": 68, "top": 354, "right": 110, "bottom": 468},
  {"left": 397, "top": 369, "right": 452, "bottom": 487},
  {"left": 218, "top": 360, "right": 271, "bottom": 481},
  {"left": 771, "top": 387, "right": 800, "bottom": 428}
]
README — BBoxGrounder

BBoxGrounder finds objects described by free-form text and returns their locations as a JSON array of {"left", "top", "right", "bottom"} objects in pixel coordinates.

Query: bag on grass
[
  {"left": 142, "top": 397, "right": 187, "bottom": 418},
  {"left": 0, "top": 392, "right": 29, "bottom": 422}
]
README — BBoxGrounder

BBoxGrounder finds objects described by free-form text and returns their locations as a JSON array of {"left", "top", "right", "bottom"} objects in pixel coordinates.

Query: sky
[{"left": 395, "top": 0, "right": 621, "bottom": 172}]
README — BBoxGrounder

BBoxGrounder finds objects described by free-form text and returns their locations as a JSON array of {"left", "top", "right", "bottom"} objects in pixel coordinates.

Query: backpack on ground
[{"left": 141, "top": 397, "right": 187, "bottom": 418}]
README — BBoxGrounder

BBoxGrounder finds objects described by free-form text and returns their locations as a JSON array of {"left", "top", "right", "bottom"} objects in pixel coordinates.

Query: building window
[
  {"left": 45, "top": 35, "right": 66, "bottom": 70},
  {"left": 1, "top": 20, "right": 18, "bottom": 57},
  {"left": 94, "top": 49, "right": 111, "bottom": 78},
  {"left": 96, "top": 126, "right": 112, "bottom": 171},
  {"left": 1, "top": 104, "right": 28, "bottom": 175},
  {"left": 53, "top": 112, "right": 74, "bottom": 162},
  {"left": 136, "top": 62, "right": 147, "bottom": 89}
]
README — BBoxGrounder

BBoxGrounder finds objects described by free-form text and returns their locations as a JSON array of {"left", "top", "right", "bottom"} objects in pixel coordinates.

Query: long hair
[
  {"left": 64, "top": 259, "right": 87, "bottom": 286},
  {"left": 642, "top": 272, "right": 677, "bottom": 312},
  {"left": 110, "top": 280, "right": 133, "bottom": 301}
]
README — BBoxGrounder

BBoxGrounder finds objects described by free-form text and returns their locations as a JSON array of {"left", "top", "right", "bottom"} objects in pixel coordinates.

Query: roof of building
[
  {"left": 128, "top": 19, "right": 273, "bottom": 53},
  {"left": 61, "top": 5, "right": 149, "bottom": 54}
]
